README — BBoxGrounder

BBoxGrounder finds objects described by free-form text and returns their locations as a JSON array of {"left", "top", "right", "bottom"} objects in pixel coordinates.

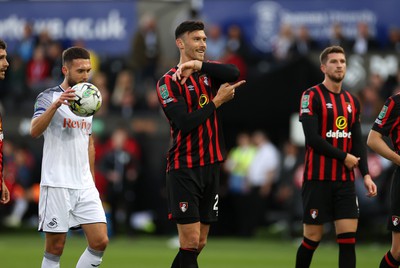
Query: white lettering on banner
[
  {"left": 251, "top": 1, "right": 377, "bottom": 53},
  {"left": 0, "top": 10, "right": 126, "bottom": 41}
]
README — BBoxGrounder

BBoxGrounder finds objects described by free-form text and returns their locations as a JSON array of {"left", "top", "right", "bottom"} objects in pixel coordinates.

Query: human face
[
  {"left": 0, "top": 48, "right": 9, "bottom": 80},
  {"left": 321, "top": 52, "right": 346, "bottom": 83},
  {"left": 64, "top": 58, "right": 91, "bottom": 86},
  {"left": 180, "top": 30, "right": 207, "bottom": 61}
]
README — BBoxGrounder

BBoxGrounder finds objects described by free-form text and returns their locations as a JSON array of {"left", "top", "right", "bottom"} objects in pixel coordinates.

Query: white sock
[
  {"left": 76, "top": 247, "right": 104, "bottom": 268},
  {"left": 13, "top": 199, "right": 28, "bottom": 219},
  {"left": 41, "top": 252, "right": 60, "bottom": 268}
]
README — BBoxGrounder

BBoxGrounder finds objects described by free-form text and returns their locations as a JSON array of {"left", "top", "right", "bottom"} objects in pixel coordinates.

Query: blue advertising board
[
  {"left": 203, "top": 0, "right": 399, "bottom": 53},
  {"left": 0, "top": 1, "right": 137, "bottom": 56}
]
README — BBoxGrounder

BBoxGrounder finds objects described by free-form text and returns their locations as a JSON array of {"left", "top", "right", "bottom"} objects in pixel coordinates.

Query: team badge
[
  {"left": 180, "top": 202, "right": 188, "bottom": 213},
  {"left": 200, "top": 75, "right": 209, "bottom": 86},
  {"left": 47, "top": 218, "right": 58, "bottom": 229},
  {"left": 347, "top": 103, "right": 352, "bottom": 113},
  {"left": 310, "top": 209, "right": 318, "bottom": 219},
  {"left": 158, "top": 84, "right": 169, "bottom": 100},
  {"left": 393, "top": 216, "right": 400, "bottom": 226}
]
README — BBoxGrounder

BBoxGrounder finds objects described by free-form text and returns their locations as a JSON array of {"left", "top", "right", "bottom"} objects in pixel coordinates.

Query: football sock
[
  {"left": 41, "top": 252, "right": 60, "bottom": 268},
  {"left": 179, "top": 248, "right": 198, "bottom": 268},
  {"left": 76, "top": 246, "right": 104, "bottom": 268},
  {"left": 295, "top": 236, "right": 320, "bottom": 268},
  {"left": 337, "top": 232, "right": 356, "bottom": 268},
  {"left": 380, "top": 250, "right": 400, "bottom": 268},
  {"left": 171, "top": 251, "right": 180, "bottom": 268}
]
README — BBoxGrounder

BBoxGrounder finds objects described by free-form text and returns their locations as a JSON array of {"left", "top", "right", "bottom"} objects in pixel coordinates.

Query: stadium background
[{"left": 0, "top": 0, "right": 399, "bottom": 262}]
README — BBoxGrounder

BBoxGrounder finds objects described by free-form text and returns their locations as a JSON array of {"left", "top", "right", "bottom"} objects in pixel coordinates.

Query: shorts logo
[
  {"left": 179, "top": 202, "right": 188, "bottom": 213},
  {"left": 393, "top": 216, "right": 400, "bottom": 226},
  {"left": 47, "top": 218, "right": 58, "bottom": 229},
  {"left": 310, "top": 209, "right": 318, "bottom": 219}
]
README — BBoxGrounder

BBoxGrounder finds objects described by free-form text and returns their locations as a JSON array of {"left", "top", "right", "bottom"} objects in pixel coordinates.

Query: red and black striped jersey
[
  {"left": 0, "top": 113, "right": 3, "bottom": 190},
  {"left": 156, "top": 66, "right": 226, "bottom": 172},
  {"left": 372, "top": 93, "right": 400, "bottom": 152},
  {"left": 299, "top": 83, "right": 361, "bottom": 182}
]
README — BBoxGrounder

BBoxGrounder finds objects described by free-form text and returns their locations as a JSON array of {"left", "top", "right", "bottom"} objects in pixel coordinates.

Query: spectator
[
  {"left": 351, "top": 22, "right": 380, "bottom": 55},
  {"left": 272, "top": 23, "right": 296, "bottom": 62},
  {"left": 326, "top": 23, "right": 351, "bottom": 51},
  {"left": 205, "top": 24, "right": 227, "bottom": 61},
  {"left": 292, "top": 25, "right": 320, "bottom": 56},
  {"left": 25, "top": 45, "right": 51, "bottom": 92},
  {"left": 110, "top": 69, "right": 136, "bottom": 118},
  {"left": 91, "top": 71, "right": 110, "bottom": 116}
]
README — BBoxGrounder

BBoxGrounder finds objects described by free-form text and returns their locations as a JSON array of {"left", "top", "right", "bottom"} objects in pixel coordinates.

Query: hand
[
  {"left": 212, "top": 80, "right": 246, "bottom": 108},
  {"left": 172, "top": 60, "right": 201, "bottom": 85},
  {"left": 0, "top": 180, "right": 10, "bottom": 204},
  {"left": 55, "top": 87, "right": 76, "bottom": 108},
  {"left": 363, "top": 174, "right": 377, "bottom": 198},
  {"left": 343, "top": 153, "right": 359, "bottom": 170}
]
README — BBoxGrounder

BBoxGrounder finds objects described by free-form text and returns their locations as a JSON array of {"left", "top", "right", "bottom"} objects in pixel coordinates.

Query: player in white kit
[{"left": 31, "top": 47, "right": 108, "bottom": 268}]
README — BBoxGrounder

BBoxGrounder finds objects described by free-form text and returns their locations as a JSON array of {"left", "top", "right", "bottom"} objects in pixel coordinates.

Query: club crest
[
  {"left": 180, "top": 202, "right": 188, "bottom": 213},
  {"left": 310, "top": 209, "right": 318, "bottom": 219},
  {"left": 393, "top": 216, "right": 400, "bottom": 226}
]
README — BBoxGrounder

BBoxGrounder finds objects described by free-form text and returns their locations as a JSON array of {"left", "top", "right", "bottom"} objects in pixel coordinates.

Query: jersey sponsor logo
[
  {"left": 310, "top": 209, "right": 318, "bottom": 219},
  {"left": 326, "top": 116, "right": 351, "bottom": 139},
  {"left": 393, "top": 216, "right": 400, "bottom": 226},
  {"left": 179, "top": 202, "right": 188, "bottom": 213},
  {"left": 199, "top": 94, "right": 209, "bottom": 108},
  {"left": 63, "top": 118, "right": 92, "bottom": 132},
  {"left": 47, "top": 218, "right": 58, "bottom": 229},
  {"left": 375, "top": 105, "right": 388, "bottom": 125}
]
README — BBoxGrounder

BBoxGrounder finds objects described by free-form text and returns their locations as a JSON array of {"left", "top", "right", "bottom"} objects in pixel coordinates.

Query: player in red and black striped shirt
[
  {"left": 368, "top": 91, "right": 400, "bottom": 267},
  {"left": 157, "top": 21, "right": 245, "bottom": 268},
  {"left": 0, "top": 39, "right": 10, "bottom": 205},
  {"left": 295, "top": 46, "right": 377, "bottom": 268}
]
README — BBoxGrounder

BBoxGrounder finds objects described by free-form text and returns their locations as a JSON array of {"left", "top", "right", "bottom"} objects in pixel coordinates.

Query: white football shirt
[{"left": 33, "top": 86, "right": 94, "bottom": 189}]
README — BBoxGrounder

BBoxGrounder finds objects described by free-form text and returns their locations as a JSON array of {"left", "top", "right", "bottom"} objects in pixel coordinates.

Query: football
[{"left": 69, "top": 82, "right": 102, "bottom": 117}]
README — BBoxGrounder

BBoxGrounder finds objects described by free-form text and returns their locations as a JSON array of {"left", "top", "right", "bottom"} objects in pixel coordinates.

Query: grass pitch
[{"left": 0, "top": 231, "right": 389, "bottom": 267}]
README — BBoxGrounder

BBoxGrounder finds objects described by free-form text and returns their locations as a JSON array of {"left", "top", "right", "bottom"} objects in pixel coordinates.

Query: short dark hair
[
  {"left": 320, "top": 46, "right": 345, "bottom": 64},
  {"left": 62, "top": 46, "right": 90, "bottom": 66},
  {"left": 175, "top": 20, "right": 204, "bottom": 39},
  {"left": 0, "top": 39, "right": 7, "bottom": 50}
]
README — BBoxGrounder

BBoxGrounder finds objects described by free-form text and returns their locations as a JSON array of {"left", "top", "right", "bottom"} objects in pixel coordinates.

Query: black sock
[
  {"left": 295, "top": 237, "right": 320, "bottom": 268},
  {"left": 337, "top": 232, "right": 356, "bottom": 268},
  {"left": 179, "top": 248, "right": 198, "bottom": 268},
  {"left": 380, "top": 250, "right": 400, "bottom": 268},
  {"left": 171, "top": 251, "right": 180, "bottom": 268}
]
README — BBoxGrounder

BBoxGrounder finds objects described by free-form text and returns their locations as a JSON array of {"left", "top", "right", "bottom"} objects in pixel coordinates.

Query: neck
[{"left": 322, "top": 79, "right": 342, "bottom": 94}]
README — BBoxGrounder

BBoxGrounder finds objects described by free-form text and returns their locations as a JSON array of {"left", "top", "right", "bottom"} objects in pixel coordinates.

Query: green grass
[{"left": 0, "top": 232, "right": 390, "bottom": 268}]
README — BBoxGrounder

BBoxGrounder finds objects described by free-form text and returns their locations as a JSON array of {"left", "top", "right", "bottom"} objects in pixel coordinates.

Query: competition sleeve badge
[
  {"left": 301, "top": 95, "right": 310, "bottom": 114},
  {"left": 159, "top": 84, "right": 169, "bottom": 99}
]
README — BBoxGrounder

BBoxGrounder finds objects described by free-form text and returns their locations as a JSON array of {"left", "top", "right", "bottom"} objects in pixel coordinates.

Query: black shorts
[
  {"left": 387, "top": 168, "right": 400, "bottom": 231},
  {"left": 166, "top": 164, "right": 220, "bottom": 224},
  {"left": 302, "top": 180, "right": 359, "bottom": 224}
]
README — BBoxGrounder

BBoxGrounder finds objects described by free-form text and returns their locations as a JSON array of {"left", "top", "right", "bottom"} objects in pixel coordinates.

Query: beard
[{"left": 327, "top": 72, "right": 345, "bottom": 83}]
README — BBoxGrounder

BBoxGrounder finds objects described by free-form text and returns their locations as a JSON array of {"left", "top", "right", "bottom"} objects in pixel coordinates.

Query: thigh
[
  {"left": 333, "top": 181, "right": 359, "bottom": 221},
  {"left": 70, "top": 187, "right": 107, "bottom": 228},
  {"left": 38, "top": 186, "right": 71, "bottom": 233},
  {"left": 199, "top": 164, "right": 220, "bottom": 223},
  {"left": 167, "top": 168, "right": 201, "bottom": 224},
  {"left": 302, "top": 181, "right": 333, "bottom": 224},
  {"left": 388, "top": 169, "right": 400, "bottom": 231}
]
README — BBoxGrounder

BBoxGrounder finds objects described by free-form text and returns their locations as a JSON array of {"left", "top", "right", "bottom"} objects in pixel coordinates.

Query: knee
[
  {"left": 198, "top": 237, "right": 208, "bottom": 253},
  {"left": 90, "top": 235, "right": 109, "bottom": 251},
  {"left": 181, "top": 233, "right": 200, "bottom": 249},
  {"left": 47, "top": 242, "right": 65, "bottom": 256}
]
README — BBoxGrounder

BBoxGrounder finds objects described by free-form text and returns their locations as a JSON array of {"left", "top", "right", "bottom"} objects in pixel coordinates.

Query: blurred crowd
[{"left": 0, "top": 14, "right": 400, "bottom": 239}]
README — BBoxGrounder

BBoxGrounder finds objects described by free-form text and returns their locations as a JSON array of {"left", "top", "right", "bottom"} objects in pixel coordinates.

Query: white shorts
[{"left": 38, "top": 186, "right": 107, "bottom": 233}]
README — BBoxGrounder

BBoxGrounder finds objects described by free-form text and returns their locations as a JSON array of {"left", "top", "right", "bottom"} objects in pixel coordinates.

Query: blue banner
[
  {"left": 0, "top": 1, "right": 137, "bottom": 56},
  {"left": 203, "top": 0, "right": 399, "bottom": 53}
]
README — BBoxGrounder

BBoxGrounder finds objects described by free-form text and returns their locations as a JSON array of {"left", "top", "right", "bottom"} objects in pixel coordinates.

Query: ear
[
  {"left": 320, "top": 64, "right": 326, "bottom": 74},
  {"left": 176, "top": 38, "right": 184, "bottom": 49},
  {"left": 61, "top": 65, "right": 68, "bottom": 76}
]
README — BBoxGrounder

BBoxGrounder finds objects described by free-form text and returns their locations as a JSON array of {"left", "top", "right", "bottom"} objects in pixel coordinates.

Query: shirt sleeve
[
  {"left": 372, "top": 96, "right": 398, "bottom": 137},
  {"left": 201, "top": 62, "right": 240, "bottom": 83}
]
